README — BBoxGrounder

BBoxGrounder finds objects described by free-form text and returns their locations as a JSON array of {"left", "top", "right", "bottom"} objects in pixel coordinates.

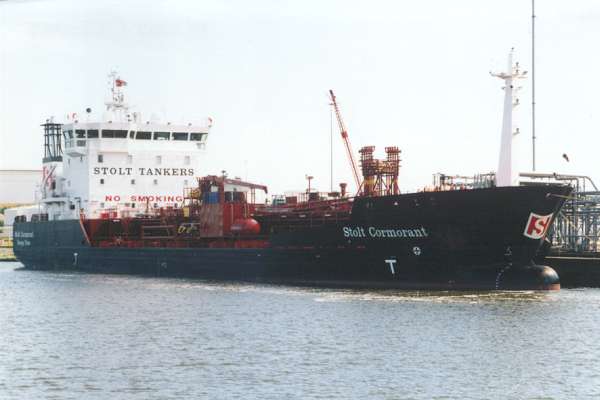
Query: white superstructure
[{"left": 39, "top": 72, "right": 212, "bottom": 220}]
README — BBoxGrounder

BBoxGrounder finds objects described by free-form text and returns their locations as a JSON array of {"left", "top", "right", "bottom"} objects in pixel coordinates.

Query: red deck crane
[{"left": 329, "top": 89, "right": 362, "bottom": 192}]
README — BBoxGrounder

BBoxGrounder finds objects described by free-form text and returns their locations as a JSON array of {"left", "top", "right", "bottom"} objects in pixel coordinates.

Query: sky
[{"left": 1, "top": 0, "right": 600, "bottom": 195}]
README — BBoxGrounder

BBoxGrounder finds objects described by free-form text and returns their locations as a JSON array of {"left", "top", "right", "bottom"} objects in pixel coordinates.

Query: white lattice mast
[{"left": 491, "top": 49, "right": 527, "bottom": 187}]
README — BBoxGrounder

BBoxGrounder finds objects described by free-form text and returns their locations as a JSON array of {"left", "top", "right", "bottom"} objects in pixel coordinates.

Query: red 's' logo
[{"left": 523, "top": 213, "right": 553, "bottom": 239}]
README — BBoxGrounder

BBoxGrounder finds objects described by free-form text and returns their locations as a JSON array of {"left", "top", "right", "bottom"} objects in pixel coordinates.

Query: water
[{"left": 0, "top": 262, "right": 599, "bottom": 400}]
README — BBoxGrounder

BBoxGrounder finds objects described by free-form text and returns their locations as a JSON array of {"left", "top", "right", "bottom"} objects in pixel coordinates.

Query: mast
[
  {"left": 491, "top": 49, "right": 528, "bottom": 187},
  {"left": 105, "top": 71, "right": 129, "bottom": 121}
]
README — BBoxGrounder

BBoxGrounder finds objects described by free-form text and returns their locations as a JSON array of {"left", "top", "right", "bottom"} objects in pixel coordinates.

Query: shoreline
[{"left": 0, "top": 246, "right": 16, "bottom": 262}]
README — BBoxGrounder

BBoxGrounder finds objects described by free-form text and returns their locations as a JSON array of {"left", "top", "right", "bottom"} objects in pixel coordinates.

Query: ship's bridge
[
  {"left": 39, "top": 72, "right": 214, "bottom": 221},
  {"left": 63, "top": 122, "right": 209, "bottom": 157}
]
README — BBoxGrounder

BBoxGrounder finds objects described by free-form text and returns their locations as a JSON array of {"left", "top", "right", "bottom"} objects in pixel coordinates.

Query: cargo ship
[{"left": 11, "top": 67, "right": 571, "bottom": 290}]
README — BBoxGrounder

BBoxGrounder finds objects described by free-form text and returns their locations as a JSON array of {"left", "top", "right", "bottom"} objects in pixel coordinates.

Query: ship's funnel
[{"left": 492, "top": 49, "right": 527, "bottom": 187}]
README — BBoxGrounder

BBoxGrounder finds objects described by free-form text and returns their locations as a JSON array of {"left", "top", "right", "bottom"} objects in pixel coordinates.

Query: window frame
[
  {"left": 136, "top": 131, "right": 152, "bottom": 140},
  {"left": 172, "top": 132, "right": 189, "bottom": 141},
  {"left": 190, "top": 132, "right": 204, "bottom": 141},
  {"left": 153, "top": 132, "right": 170, "bottom": 141},
  {"left": 87, "top": 129, "right": 99, "bottom": 138}
]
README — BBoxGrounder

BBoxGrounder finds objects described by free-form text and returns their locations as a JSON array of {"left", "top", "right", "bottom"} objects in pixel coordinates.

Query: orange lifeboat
[{"left": 231, "top": 218, "right": 261, "bottom": 235}]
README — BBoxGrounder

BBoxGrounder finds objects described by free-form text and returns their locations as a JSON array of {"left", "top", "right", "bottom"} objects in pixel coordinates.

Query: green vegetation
[
  {"left": 0, "top": 203, "right": 27, "bottom": 214},
  {"left": 1, "top": 203, "right": 30, "bottom": 225}
]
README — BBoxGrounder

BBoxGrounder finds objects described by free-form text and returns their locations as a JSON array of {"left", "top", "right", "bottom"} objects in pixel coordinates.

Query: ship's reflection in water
[{"left": 1, "top": 262, "right": 599, "bottom": 400}]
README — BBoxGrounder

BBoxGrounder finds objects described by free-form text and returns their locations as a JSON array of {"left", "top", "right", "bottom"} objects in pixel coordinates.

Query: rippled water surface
[{"left": 1, "top": 262, "right": 599, "bottom": 399}]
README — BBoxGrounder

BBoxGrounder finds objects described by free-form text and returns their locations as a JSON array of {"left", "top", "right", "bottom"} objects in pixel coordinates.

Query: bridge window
[
  {"left": 129, "top": 131, "right": 135, "bottom": 138},
  {"left": 75, "top": 130, "right": 86, "bottom": 138},
  {"left": 172, "top": 132, "right": 188, "bottom": 141},
  {"left": 136, "top": 131, "right": 151, "bottom": 140},
  {"left": 65, "top": 130, "right": 73, "bottom": 139},
  {"left": 102, "top": 129, "right": 127, "bottom": 138},
  {"left": 156, "top": 155, "right": 162, "bottom": 165},
  {"left": 190, "top": 132, "right": 205, "bottom": 141},
  {"left": 87, "top": 129, "right": 99, "bottom": 138},
  {"left": 154, "top": 132, "right": 170, "bottom": 140},
  {"left": 98, "top": 154, "right": 103, "bottom": 163},
  {"left": 100, "top": 179, "right": 105, "bottom": 184}
]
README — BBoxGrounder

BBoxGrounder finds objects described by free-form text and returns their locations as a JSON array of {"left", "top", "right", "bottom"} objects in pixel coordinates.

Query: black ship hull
[{"left": 13, "top": 185, "right": 571, "bottom": 290}]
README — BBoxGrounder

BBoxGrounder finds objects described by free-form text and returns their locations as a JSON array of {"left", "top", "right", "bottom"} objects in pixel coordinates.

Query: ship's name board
[
  {"left": 343, "top": 226, "right": 429, "bottom": 239},
  {"left": 14, "top": 231, "right": 34, "bottom": 238},
  {"left": 14, "top": 231, "right": 34, "bottom": 247},
  {"left": 93, "top": 167, "right": 195, "bottom": 176}
]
